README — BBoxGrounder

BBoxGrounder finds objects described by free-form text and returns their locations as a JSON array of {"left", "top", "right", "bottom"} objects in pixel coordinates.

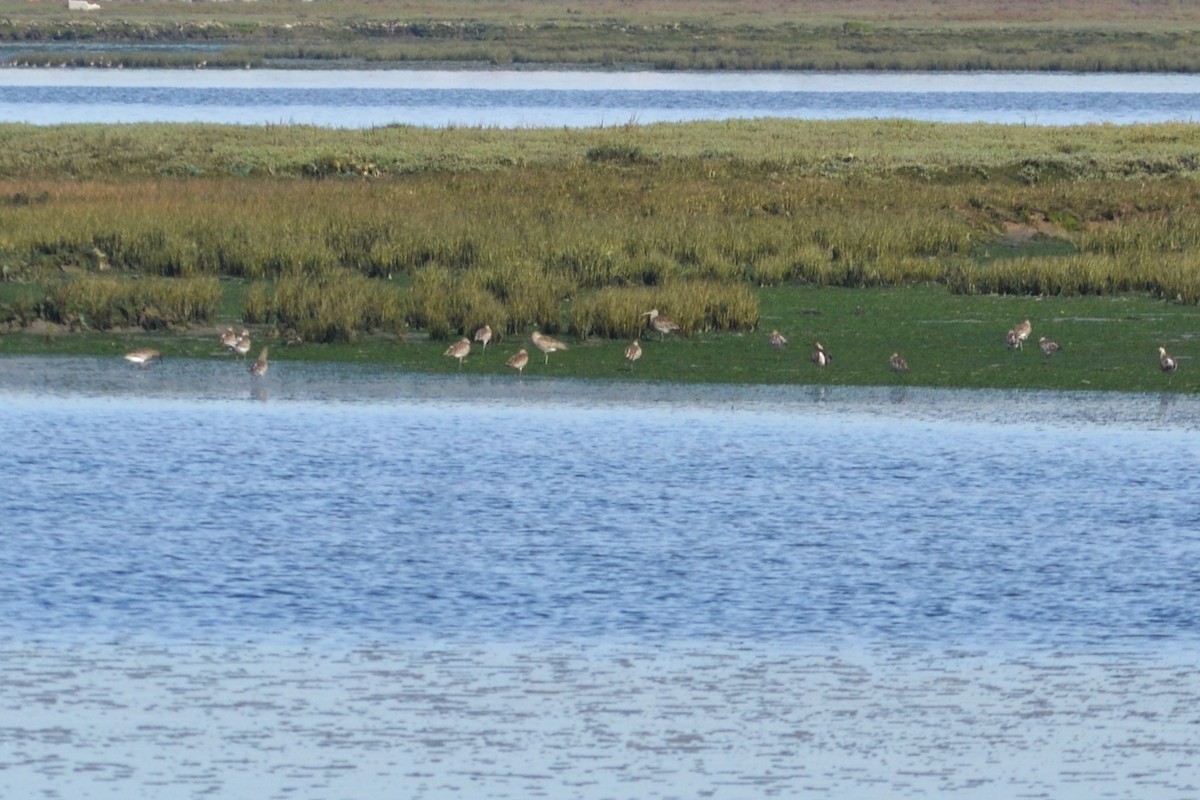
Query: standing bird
[
  {"left": 769, "top": 329, "right": 788, "bottom": 349},
  {"left": 642, "top": 308, "right": 681, "bottom": 340},
  {"left": 812, "top": 342, "right": 831, "bottom": 367},
  {"left": 218, "top": 326, "right": 238, "bottom": 351},
  {"left": 1160, "top": 346, "right": 1178, "bottom": 374},
  {"left": 531, "top": 329, "right": 568, "bottom": 365},
  {"left": 123, "top": 348, "right": 161, "bottom": 368},
  {"left": 1005, "top": 329, "right": 1021, "bottom": 350},
  {"left": 249, "top": 346, "right": 269, "bottom": 377},
  {"left": 233, "top": 329, "right": 252, "bottom": 359},
  {"left": 624, "top": 339, "right": 642, "bottom": 370},
  {"left": 889, "top": 352, "right": 909, "bottom": 373},
  {"left": 1038, "top": 336, "right": 1060, "bottom": 356},
  {"left": 473, "top": 324, "right": 493, "bottom": 351},
  {"left": 1013, "top": 319, "right": 1033, "bottom": 348},
  {"left": 444, "top": 337, "right": 471, "bottom": 368},
  {"left": 506, "top": 348, "right": 530, "bottom": 376}
]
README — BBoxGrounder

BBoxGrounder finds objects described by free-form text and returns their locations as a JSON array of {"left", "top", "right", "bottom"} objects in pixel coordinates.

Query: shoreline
[
  {"left": 5, "top": 282, "right": 1199, "bottom": 396},
  {"left": 3, "top": 353, "right": 1199, "bottom": 420}
]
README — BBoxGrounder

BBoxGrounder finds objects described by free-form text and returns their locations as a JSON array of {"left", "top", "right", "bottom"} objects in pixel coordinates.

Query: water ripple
[{"left": 1, "top": 358, "right": 1198, "bottom": 647}]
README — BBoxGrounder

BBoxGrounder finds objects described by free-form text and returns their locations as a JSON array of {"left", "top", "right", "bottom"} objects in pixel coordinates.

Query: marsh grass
[
  {"left": 40, "top": 274, "right": 219, "bottom": 330},
  {"left": 569, "top": 281, "right": 758, "bottom": 340},
  {"left": 7, "top": 146, "right": 1198, "bottom": 322},
  {"left": 6, "top": 120, "right": 1200, "bottom": 183},
  {"left": 12, "top": 283, "right": 1196, "bottom": 394},
  {"left": 265, "top": 270, "right": 407, "bottom": 343},
  {"left": 5, "top": 0, "right": 1200, "bottom": 71},
  {"left": 3, "top": 121, "right": 1200, "bottom": 390}
]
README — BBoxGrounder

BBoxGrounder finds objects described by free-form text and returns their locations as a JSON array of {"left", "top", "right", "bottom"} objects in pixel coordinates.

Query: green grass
[
  {"left": 4, "top": 119, "right": 1200, "bottom": 180},
  {"left": 4, "top": 285, "right": 1198, "bottom": 394},
  {"left": 3, "top": 120, "right": 1200, "bottom": 393},
  {"left": 5, "top": 0, "right": 1200, "bottom": 71}
]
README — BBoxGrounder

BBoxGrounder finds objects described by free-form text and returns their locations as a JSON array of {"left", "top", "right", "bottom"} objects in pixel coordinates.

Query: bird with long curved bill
[
  {"left": 642, "top": 309, "right": 680, "bottom": 340},
  {"left": 444, "top": 338, "right": 471, "bottom": 368},
  {"left": 531, "top": 330, "right": 568, "bottom": 364},
  {"left": 506, "top": 348, "right": 529, "bottom": 375}
]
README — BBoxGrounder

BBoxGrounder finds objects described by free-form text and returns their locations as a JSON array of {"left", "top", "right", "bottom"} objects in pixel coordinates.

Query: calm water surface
[
  {"left": 2, "top": 69, "right": 1199, "bottom": 126},
  {"left": 1, "top": 357, "right": 1198, "bottom": 798}
]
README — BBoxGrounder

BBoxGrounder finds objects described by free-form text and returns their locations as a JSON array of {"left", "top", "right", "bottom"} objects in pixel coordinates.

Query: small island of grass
[{"left": 1, "top": 119, "right": 1199, "bottom": 393}]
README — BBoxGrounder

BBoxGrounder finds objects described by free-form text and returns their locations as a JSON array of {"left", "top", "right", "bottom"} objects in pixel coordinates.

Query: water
[
  {"left": 2, "top": 68, "right": 1200, "bottom": 127},
  {"left": 1, "top": 357, "right": 1198, "bottom": 798},
  {"left": 2, "top": 361, "right": 1199, "bottom": 646}
]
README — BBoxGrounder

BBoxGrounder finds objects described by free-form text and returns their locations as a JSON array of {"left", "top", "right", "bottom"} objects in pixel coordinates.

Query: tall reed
[
  {"left": 8, "top": 120, "right": 1200, "bottom": 345},
  {"left": 263, "top": 269, "right": 406, "bottom": 343},
  {"left": 568, "top": 280, "right": 758, "bottom": 340},
  {"left": 41, "top": 275, "right": 219, "bottom": 330}
]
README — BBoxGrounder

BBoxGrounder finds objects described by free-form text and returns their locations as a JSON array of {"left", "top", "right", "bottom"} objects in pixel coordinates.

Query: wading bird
[
  {"left": 123, "top": 348, "right": 161, "bottom": 368},
  {"left": 233, "top": 329, "right": 252, "bottom": 359},
  {"left": 624, "top": 339, "right": 642, "bottom": 370},
  {"left": 889, "top": 352, "right": 909, "bottom": 373},
  {"left": 1013, "top": 319, "right": 1032, "bottom": 348},
  {"left": 1039, "top": 336, "right": 1060, "bottom": 356},
  {"left": 506, "top": 348, "right": 529, "bottom": 376},
  {"left": 250, "top": 346, "right": 269, "bottom": 377},
  {"left": 473, "top": 324, "right": 493, "bottom": 350},
  {"left": 1160, "top": 346, "right": 1178, "bottom": 374},
  {"left": 218, "top": 326, "right": 238, "bottom": 351},
  {"left": 812, "top": 342, "right": 831, "bottom": 367},
  {"left": 531, "top": 330, "right": 568, "bottom": 364},
  {"left": 769, "top": 329, "right": 788, "bottom": 349},
  {"left": 444, "top": 338, "right": 471, "bottom": 368},
  {"left": 642, "top": 309, "right": 680, "bottom": 340}
]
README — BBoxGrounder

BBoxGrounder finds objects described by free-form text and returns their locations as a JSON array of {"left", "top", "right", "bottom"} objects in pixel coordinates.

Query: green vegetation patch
[
  {"left": 2, "top": 120, "right": 1200, "bottom": 392},
  {"left": 4, "top": 285, "right": 1197, "bottom": 394},
  {"left": 5, "top": 0, "right": 1200, "bottom": 71}
]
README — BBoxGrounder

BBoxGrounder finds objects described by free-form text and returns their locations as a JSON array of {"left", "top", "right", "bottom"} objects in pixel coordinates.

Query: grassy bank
[
  {"left": 4, "top": 0, "right": 1200, "bottom": 71},
  {"left": 6, "top": 118, "right": 1200, "bottom": 180},
  {"left": 2, "top": 119, "right": 1200, "bottom": 392},
  {"left": 4, "top": 285, "right": 1197, "bottom": 394}
]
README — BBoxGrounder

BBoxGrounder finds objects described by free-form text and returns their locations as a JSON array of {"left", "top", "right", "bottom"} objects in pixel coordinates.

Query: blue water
[
  {"left": 2, "top": 62, "right": 1199, "bottom": 798},
  {"left": 2, "top": 68, "right": 1199, "bottom": 126},
  {"left": 2, "top": 358, "right": 1198, "bottom": 648},
  {"left": 3, "top": 358, "right": 1200, "bottom": 800}
]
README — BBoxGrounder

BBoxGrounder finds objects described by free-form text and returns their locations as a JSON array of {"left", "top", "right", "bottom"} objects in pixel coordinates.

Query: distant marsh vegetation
[
  {"left": 4, "top": 0, "right": 1200, "bottom": 71},
  {"left": 3, "top": 120, "right": 1200, "bottom": 343}
]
